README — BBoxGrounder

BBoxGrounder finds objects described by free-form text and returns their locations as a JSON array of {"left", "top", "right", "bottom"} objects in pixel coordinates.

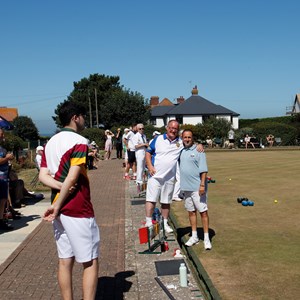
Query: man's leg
[
  {"left": 82, "top": 258, "right": 99, "bottom": 300},
  {"left": 58, "top": 257, "right": 75, "bottom": 300},
  {"left": 188, "top": 210, "right": 197, "bottom": 232},
  {"left": 184, "top": 210, "right": 200, "bottom": 246},
  {"left": 0, "top": 198, "right": 6, "bottom": 220},
  {"left": 200, "top": 211, "right": 209, "bottom": 234},
  {"left": 200, "top": 210, "right": 212, "bottom": 249},
  {"left": 161, "top": 203, "right": 170, "bottom": 220},
  {"left": 145, "top": 201, "right": 155, "bottom": 218}
]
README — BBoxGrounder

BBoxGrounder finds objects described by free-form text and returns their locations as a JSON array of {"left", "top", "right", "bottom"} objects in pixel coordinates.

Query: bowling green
[{"left": 171, "top": 149, "right": 300, "bottom": 300}]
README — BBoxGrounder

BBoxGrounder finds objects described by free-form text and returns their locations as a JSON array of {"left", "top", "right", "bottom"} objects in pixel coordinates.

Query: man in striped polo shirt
[{"left": 39, "top": 101, "right": 100, "bottom": 300}]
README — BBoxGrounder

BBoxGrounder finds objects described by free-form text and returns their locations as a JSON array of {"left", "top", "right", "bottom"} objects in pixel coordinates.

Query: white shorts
[
  {"left": 53, "top": 214, "right": 100, "bottom": 263},
  {"left": 146, "top": 177, "right": 175, "bottom": 204},
  {"left": 184, "top": 191, "right": 208, "bottom": 213}
]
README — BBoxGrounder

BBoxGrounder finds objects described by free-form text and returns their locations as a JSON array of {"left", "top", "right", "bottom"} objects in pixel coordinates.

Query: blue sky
[{"left": 1, "top": 0, "right": 299, "bottom": 134}]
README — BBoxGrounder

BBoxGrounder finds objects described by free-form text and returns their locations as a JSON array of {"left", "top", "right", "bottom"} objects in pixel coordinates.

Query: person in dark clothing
[{"left": 115, "top": 128, "right": 123, "bottom": 159}]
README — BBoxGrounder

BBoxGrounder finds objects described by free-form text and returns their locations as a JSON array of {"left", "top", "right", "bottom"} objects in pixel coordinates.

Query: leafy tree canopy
[
  {"left": 53, "top": 73, "right": 150, "bottom": 129},
  {"left": 12, "top": 116, "right": 39, "bottom": 141}
]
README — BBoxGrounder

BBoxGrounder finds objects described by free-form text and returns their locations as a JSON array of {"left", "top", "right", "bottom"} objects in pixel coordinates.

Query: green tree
[
  {"left": 53, "top": 73, "right": 149, "bottom": 129},
  {"left": 196, "top": 118, "right": 232, "bottom": 142},
  {"left": 12, "top": 116, "right": 39, "bottom": 140}
]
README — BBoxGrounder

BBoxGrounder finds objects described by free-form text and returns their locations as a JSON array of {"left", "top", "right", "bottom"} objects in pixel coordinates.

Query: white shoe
[
  {"left": 164, "top": 223, "right": 173, "bottom": 233},
  {"left": 172, "top": 198, "right": 182, "bottom": 202},
  {"left": 145, "top": 221, "right": 153, "bottom": 227},
  {"left": 204, "top": 239, "right": 212, "bottom": 250},
  {"left": 185, "top": 236, "right": 199, "bottom": 247}
]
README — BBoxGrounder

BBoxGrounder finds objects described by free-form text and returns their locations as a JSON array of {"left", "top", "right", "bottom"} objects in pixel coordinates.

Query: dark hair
[
  {"left": 182, "top": 129, "right": 193, "bottom": 136},
  {"left": 58, "top": 101, "right": 86, "bottom": 127}
]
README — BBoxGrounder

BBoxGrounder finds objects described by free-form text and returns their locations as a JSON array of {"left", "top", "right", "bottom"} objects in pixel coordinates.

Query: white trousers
[
  {"left": 136, "top": 151, "right": 146, "bottom": 184},
  {"left": 172, "top": 162, "right": 180, "bottom": 199}
]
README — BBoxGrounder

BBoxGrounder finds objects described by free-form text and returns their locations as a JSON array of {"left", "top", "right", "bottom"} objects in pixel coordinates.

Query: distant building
[
  {"left": 0, "top": 107, "right": 18, "bottom": 121},
  {"left": 150, "top": 86, "right": 239, "bottom": 129}
]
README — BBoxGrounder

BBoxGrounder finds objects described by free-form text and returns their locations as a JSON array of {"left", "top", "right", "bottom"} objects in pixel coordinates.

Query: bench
[{"left": 239, "top": 138, "right": 261, "bottom": 148}]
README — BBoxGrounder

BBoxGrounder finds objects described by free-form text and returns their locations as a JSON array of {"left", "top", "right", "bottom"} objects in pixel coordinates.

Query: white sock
[
  {"left": 146, "top": 217, "right": 152, "bottom": 225},
  {"left": 163, "top": 219, "right": 168, "bottom": 226},
  {"left": 204, "top": 232, "right": 209, "bottom": 241},
  {"left": 192, "top": 231, "right": 198, "bottom": 239}
]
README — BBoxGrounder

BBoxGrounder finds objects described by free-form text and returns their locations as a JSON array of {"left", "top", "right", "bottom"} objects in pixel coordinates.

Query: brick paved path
[{"left": 0, "top": 158, "right": 126, "bottom": 300}]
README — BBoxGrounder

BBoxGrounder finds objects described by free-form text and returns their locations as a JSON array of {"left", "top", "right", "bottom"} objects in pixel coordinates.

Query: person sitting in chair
[
  {"left": 266, "top": 134, "right": 274, "bottom": 147},
  {"left": 244, "top": 134, "right": 255, "bottom": 149},
  {"left": 206, "top": 136, "right": 213, "bottom": 148}
]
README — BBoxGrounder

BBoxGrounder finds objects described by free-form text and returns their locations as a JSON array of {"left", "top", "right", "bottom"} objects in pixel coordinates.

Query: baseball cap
[{"left": 152, "top": 131, "right": 161, "bottom": 136}]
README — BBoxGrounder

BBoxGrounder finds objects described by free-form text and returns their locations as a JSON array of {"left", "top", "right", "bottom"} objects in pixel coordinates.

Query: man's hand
[
  {"left": 6, "top": 152, "right": 14, "bottom": 161},
  {"left": 148, "top": 165, "right": 156, "bottom": 176},
  {"left": 199, "top": 186, "right": 205, "bottom": 195},
  {"left": 196, "top": 143, "right": 204, "bottom": 153},
  {"left": 43, "top": 205, "right": 59, "bottom": 222}
]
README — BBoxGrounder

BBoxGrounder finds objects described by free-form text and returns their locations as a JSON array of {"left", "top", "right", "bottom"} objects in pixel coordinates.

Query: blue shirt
[
  {"left": 0, "top": 146, "right": 9, "bottom": 180},
  {"left": 179, "top": 144, "right": 208, "bottom": 191}
]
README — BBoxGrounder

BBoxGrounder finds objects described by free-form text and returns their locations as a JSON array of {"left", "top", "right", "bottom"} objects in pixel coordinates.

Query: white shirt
[
  {"left": 147, "top": 133, "right": 183, "bottom": 181},
  {"left": 124, "top": 131, "right": 136, "bottom": 151},
  {"left": 133, "top": 132, "right": 147, "bottom": 154}
]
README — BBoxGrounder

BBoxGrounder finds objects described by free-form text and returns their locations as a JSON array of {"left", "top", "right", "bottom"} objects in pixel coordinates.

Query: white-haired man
[{"left": 132, "top": 124, "right": 148, "bottom": 190}]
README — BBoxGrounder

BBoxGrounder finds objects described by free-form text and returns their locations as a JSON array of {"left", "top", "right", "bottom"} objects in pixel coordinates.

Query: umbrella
[{"left": 0, "top": 115, "right": 14, "bottom": 130}]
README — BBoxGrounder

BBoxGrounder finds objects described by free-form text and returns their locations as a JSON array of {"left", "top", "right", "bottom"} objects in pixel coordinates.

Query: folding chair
[{"left": 275, "top": 137, "right": 282, "bottom": 146}]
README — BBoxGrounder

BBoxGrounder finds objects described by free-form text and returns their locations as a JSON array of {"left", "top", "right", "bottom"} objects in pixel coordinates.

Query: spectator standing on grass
[
  {"left": 228, "top": 129, "right": 235, "bottom": 148},
  {"left": 179, "top": 129, "right": 212, "bottom": 250},
  {"left": 39, "top": 101, "right": 100, "bottom": 300},
  {"left": 0, "top": 128, "right": 15, "bottom": 231},
  {"left": 144, "top": 120, "right": 204, "bottom": 234}
]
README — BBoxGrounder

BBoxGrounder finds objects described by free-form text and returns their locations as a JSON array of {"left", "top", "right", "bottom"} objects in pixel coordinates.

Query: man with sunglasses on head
[{"left": 39, "top": 101, "right": 100, "bottom": 300}]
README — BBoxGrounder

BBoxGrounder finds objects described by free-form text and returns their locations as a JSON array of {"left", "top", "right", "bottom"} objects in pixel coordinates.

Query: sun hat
[{"left": 36, "top": 146, "right": 44, "bottom": 153}]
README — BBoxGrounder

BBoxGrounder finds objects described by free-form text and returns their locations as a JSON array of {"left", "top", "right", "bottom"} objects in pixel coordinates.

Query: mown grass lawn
[{"left": 171, "top": 149, "right": 300, "bottom": 300}]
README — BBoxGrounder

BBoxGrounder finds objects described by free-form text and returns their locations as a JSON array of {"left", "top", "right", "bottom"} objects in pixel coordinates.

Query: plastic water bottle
[
  {"left": 179, "top": 263, "right": 188, "bottom": 287},
  {"left": 152, "top": 208, "right": 160, "bottom": 221}
]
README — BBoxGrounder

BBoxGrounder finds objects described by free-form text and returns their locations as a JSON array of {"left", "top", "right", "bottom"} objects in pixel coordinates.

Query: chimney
[
  {"left": 150, "top": 96, "right": 159, "bottom": 107},
  {"left": 191, "top": 85, "right": 198, "bottom": 95},
  {"left": 177, "top": 96, "right": 185, "bottom": 104}
]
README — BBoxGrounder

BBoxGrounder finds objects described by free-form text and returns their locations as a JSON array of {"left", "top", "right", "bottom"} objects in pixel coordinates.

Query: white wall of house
[
  {"left": 216, "top": 115, "right": 238, "bottom": 129},
  {"left": 156, "top": 118, "right": 165, "bottom": 127},
  {"left": 232, "top": 116, "right": 239, "bottom": 129},
  {"left": 293, "top": 101, "right": 300, "bottom": 113},
  {"left": 183, "top": 116, "right": 202, "bottom": 125}
]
